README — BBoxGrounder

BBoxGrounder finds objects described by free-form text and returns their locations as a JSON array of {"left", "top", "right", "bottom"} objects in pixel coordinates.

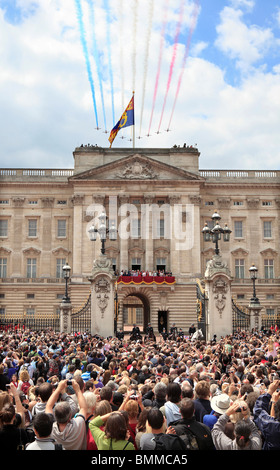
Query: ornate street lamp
[
  {"left": 249, "top": 264, "right": 259, "bottom": 304},
  {"left": 202, "top": 211, "right": 232, "bottom": 255},
  {"left": 62, "top": 263, "right": 71, "bottom": 303},
  {"left": 88, "top": 211, "right": 117, "bottom": 255},
  {"left": 248, "top": 264, "right": 262, "bottom": 331}
]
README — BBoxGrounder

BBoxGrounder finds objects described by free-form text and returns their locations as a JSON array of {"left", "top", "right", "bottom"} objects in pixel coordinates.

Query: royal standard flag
[{"left": 109, "top": 95, "right": 134, "bottom": 147}]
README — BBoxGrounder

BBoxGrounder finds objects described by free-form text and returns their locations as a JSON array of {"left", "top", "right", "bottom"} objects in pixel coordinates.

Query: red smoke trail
[
  {"left": 157, "top": 0, "right": 185, "bottom": 134},
  {"left": 167, "top": 0, "right": 200, "bottom": 131},
  {"left": 147, "top": 0, "right": 169, "bottom": 136}
]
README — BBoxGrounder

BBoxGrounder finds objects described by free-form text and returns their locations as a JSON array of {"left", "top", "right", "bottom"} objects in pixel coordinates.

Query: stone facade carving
[
  {"left": 91, "top": 255, "right": 115, "bottom": 276},
  {"left": 41, "top": 197, "right": 54, "bottom": 208},
  {"left": 205, "top": 254, "right": 231, "bottom": 278},
  {"left": 213, "top": 277, "right": 229, "bottom": 317},
  {"left": 247, "top": 198, "right": 259, "bottom": 208},
  {"left": 189, "top": 195, "right": 201, "bottom": 206},
  {"left": 71, "top": 194, "right": 84, "bottom": 206},
  {"left": 169, "top": 194, "right": 181, "bottom": 205},
  {"left": 95, "top": 277, "right": 111, "bottom": 318},
  {"left": 115, "top": 159, "right": 157, "bottom": 180},
  {"left": 12, "top": 197, "right": 25, "bottom": 207},
  {"left": 217, "top": 197, "right": 231, "bottom": 208}
]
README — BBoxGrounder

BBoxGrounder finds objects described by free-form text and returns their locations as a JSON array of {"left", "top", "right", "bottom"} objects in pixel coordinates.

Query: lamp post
[
  {"left": 249, "top": 264, "right": 259, "bottom": 304},
  {"left": 62, "top": 263, "right": 71, "bottom": 303},
  {"left": 248, "top": 264, "right": 262, "bottom": 331},
  {"left": 202, "top": 211, "right": 232, "bottom": 255},
  {"left": 88, "top": 211, "right": 117, "bottom": 255}
]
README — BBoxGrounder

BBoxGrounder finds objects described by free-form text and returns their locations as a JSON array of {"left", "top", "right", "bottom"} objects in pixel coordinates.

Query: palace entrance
[{"left": 122, "top": 293, "right": 150, "bottom": 333}]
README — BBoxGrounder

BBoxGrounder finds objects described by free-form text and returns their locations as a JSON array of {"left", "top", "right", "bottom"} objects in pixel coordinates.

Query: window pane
[
  {"left": 235, "top": 259, "right": 245, "bottom": 279},
  {"left": 0, "top": 220, "right": 8, "bottom": 237},
  {"left": 234, "top": 221, "right": 243, "bottom": 237},
  {"left": 136, "top": 307, "right": 143, "bottom": 324},
  {"left": 131, "top": 219, "right": 140, "bottom": 238},
  {"left": 263, "top": 221, "right": 272, "bottom": 238},
  {"left": 157, "top": 219, "right": 165, "bottom": 237},
  {"left": 28, "top": 219, "right": 37, "bottom": 237},
  {"left": 56, "top": 258, "right": 66, "bottom": 278},
  {"left": 0, "top": 258, "right": 7, "bottom": 278},
  {"left": 264, "top": 259, "right": 274, "bottom": 279},
  {"left": 27, "top": 258, "right": 37, "bottom": 278},
  {"left": 57, "top": 220, "right": 66, "bottom": 237}
]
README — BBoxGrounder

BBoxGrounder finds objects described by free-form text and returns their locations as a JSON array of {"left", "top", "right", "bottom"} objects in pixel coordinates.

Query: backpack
[
  {"left": 153, "top": 433, "right": 187, "bottom": 451},
  {"left": 178, "top": 428, "right": 199, "bottom": 450},
  {"left": 21, "top": 380, "right": 31, "bottom": 395}
]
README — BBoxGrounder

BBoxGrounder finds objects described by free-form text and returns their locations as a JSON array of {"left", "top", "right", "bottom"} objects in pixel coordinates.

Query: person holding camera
[
  {"left": 45, "top": 378, "right": 87, "bottom": 450},
  {"left": 253, "top": 379, "right": 280, "bottom": 450},
  {"left": 211, "top": 400, "right": 262, "bottom": 450},
  {"left": 0, "top": 383, "right": 35, "bottom": 450}
]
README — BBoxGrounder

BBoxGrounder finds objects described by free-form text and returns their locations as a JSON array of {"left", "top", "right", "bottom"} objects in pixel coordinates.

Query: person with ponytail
[{"left": 211, "top": 400, "right": 262, "bottom": 450}]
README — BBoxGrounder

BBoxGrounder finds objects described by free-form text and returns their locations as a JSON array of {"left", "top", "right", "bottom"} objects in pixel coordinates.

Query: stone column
[
  {"left": 41, "top": 197, "right": 55, "bottom": 277},
  {"left": 248, "top": 302, "right": 262, "bottom": 331},
  {"left": 143, "top": 194, "right": 155, "bottom": 271},
  {"left": 11, "top": 197, "right": 25, "bottom": 277},
  {"left": 119, "top": 195, "right": 130, "bottom": 271},
  {"left": 88, "top": 255, "right": 116, "bottom": 338},
  {"left": 204, "top": 254, "right": 233, "bottom": 341},
  {"left": 169, "top": 195, "right": 181, "bottom": 276},
  {"left": 189, "top": 195, "right": 201, "bottom": 275},
  {"left": 71, "top": 194, "right": 84, "bottom": 281},
  {"left": 60, "top": 301, "right": 72, "bottom": 333}
]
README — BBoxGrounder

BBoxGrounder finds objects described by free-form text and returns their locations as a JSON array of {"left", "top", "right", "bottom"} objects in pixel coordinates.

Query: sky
[{"left": 0, "top": 0, "right": 279, "bottom": 170}]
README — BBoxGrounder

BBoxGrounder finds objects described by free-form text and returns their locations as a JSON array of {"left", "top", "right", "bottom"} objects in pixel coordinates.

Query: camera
[{"left": 67, "top": 380, "right": 73, "bottom": 385}]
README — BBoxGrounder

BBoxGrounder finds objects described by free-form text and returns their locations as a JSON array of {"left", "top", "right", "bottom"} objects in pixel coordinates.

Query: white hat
[{"left": 211, "top": 393, "right": 231, "bottom": 414}]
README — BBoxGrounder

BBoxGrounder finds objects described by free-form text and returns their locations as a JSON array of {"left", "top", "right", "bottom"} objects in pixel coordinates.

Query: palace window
[
  {"left": 131, "top": 257, "right": 141, "bottom": 271},
  {"left": 56, "top": 258, "right": 66, "bottom": 278},
  {"left": 57, "top": 219, "right": 66, "bottom": 238},
  {"left": 0, "top": 258, "right": 7, "bottom": 278},
  {"left": 263, "top": 221, "right": 272, "bottom": 238},
  {"left": 131, "top": 219, "right": 141, "bottom": 238},
  {"left": 264, "top": 259, "right": 274, "bottom": 279},
  {"left": 157, "top": 219, "right": 165, "bottom": 238},
  {"left": 27, "top": 258, "right": 37, "bottom": 278},
  {"left": 235, "top": 259, "right": 245, "bottom": 279},
  {"left": 234, "top": 220, "right": 243, "bottom": 238},
  {"left": 156, "top": 257, "right": 166, "bottom": 271},
  {"left": 0, "top": 220, "right": 8, "bottom": 237},
  {"left": 28, "top": 219, "right": 37, "bottom": 237},
  {"left": 233, "top": 201, "right": 243, "bottom": 206}
]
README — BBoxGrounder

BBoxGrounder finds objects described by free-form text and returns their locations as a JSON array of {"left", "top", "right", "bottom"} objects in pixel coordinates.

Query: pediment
[{"left": 70, "top": 153, "right": 203, "bottom": 182}]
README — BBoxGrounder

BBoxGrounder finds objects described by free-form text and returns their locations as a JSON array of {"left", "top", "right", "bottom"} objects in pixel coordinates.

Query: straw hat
[{"left": 211, "top": 393, "right": 231, "bottom": 414}]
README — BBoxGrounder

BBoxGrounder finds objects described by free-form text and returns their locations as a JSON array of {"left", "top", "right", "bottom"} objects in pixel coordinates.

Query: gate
[
  {"left": 232, "top": 299, "right": 250, "bottom": 333},
  {"left": 0, "top": 314, "right": 60, "bottom": 332},
  {"left": 196, "top": 279, "right": 207, "bottom": 339},
  {"left": 71, "top": 294, "right": 91, "bottom": 333}
]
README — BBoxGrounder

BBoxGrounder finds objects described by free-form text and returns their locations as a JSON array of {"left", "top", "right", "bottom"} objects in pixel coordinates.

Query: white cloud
[
  {"left": 215, "top": 6, "right": 275, "bottom": 73},
  {"left": 229, "top": 0, "right": 255, "bottom": 11},
  {"left": 0, "top": 0, "right": 279, "bottom": 171}
]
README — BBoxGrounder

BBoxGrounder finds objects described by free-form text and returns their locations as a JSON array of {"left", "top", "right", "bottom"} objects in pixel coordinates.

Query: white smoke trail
[
  {"left": 138, "top": 0, "right": 154, "bottom": 137},
  {"left": 132, "top": 0, "right": 138, "bottom": 93},
  {"left": 119, "top": 0, "right": 124, "bottom": 110}
]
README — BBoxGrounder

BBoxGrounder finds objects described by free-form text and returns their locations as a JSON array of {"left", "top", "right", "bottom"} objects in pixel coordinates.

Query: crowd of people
[
  {"left": 119, "top": 269, "right": 173, "bottom": 277},
  {"left": 0, "top": 323, "right": 280, "bottom": 452}
]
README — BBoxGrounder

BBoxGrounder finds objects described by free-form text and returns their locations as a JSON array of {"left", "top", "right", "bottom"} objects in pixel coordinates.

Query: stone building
[{"left": 0, "top": 145, "right": 279, "bottom": 334}]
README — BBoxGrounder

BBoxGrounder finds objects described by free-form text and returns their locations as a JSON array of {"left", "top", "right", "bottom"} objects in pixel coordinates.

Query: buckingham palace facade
[{"left": 0, "top": 145, "right": 279, "bottom": 333}]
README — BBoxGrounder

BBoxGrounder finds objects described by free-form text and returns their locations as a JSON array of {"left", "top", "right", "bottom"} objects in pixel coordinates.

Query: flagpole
[{"left": 133, "top": 91, "right": 135, "bottom": 149}]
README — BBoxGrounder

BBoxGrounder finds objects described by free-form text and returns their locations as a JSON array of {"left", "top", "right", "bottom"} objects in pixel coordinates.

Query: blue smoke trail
[
  {"left": 104, "top": 0, "right": 115, "bottom": 125},
  {"left": 87, "top": 0, "right": 107, "bottom": 130},
  {"left": 74, "top": 0, "right": 99, "bottom": 128}
]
